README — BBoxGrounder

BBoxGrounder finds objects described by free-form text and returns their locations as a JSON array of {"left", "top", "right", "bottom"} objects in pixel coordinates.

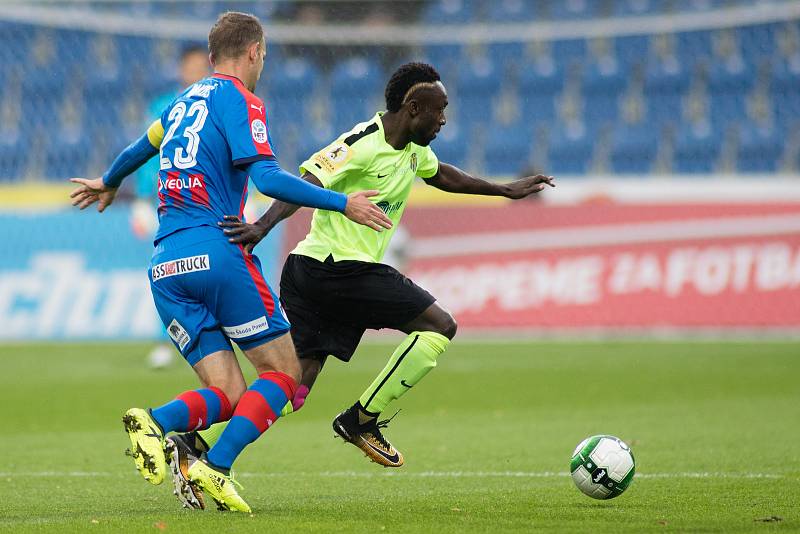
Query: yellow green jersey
[{"left": 292, "top": 112, "right": 439, "bottom": 263}]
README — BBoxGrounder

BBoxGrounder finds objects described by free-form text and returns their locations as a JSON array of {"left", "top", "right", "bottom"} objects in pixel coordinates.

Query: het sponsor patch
[
  {"left": 222, "top": 316, "right": 269, "bottom": 339},
  {"left": 152, "top": 255, "right": 210, "bottom": 282},
  {"left": 251, "top": 118, "right": 268, "bottom": 144}
]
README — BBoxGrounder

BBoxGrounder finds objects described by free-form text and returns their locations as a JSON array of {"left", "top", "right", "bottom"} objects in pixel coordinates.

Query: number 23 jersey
[{"left": 150, "top": 73, "right": 274, "bottom": 244}]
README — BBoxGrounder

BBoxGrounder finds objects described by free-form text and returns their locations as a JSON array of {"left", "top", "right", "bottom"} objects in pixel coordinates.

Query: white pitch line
[{"left": 0, "top": 471, "right": 785, "bottom": 480}]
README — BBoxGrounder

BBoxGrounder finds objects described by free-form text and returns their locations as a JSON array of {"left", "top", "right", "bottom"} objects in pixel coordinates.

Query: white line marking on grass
[{"left": 0, "top": 471, "right": 785, "bottom": 479}]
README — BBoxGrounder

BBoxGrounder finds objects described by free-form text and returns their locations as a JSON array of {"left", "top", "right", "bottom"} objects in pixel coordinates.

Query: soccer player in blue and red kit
[{"left": 69, "top": 12, "right": 392, "bottom": 512}]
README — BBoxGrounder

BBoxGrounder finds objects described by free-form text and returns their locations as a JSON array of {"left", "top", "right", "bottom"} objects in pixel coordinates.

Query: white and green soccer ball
[{"left": 570, "top": 435, "right": 635, "bottom": 499}]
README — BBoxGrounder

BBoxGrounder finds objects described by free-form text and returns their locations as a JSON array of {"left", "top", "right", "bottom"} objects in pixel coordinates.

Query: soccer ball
[{"left": 570, "top": 435, "right": 635, "bottom": 499}]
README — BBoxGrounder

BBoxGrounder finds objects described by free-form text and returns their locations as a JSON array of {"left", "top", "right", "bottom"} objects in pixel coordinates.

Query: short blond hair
[{"left": 208, "top": 11, "right": 263, "bottom": 63}]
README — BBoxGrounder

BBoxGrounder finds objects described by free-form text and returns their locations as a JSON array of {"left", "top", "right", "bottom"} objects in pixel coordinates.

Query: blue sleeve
[
  {"left": 102, "top": 133, "right": 159, "bottom": 188},
  {"left": 219, "top": 86, "right": 274, "bottom": 167},
  {"left": 134, "top": 92, "right": 176, "bottom": 198},
  {"left": 248, "top": 159, "right": 347, "bottom": 212}
]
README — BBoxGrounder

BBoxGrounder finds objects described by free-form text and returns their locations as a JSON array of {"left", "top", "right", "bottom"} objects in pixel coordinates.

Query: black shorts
[{"left": 279, "top": 253, "right": 436, "bottom": 362}]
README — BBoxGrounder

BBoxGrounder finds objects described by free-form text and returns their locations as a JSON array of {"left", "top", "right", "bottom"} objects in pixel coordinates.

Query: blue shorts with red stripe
[{"left": 148, "top": 225, "right": 290, "bottom": 366}]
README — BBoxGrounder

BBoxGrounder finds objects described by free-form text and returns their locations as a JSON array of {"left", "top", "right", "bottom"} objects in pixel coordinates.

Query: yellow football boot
[
  {"left": 187, "top": 458, "right": 251, "bottom": 513},
  {"left": 122, "top": 408, "right": 167, "bottom": 485}
]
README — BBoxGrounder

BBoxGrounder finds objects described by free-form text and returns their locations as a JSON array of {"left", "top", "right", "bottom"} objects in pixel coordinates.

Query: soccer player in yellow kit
[{"left": 170, "top": 63, "right": 553, "bottom": 492}]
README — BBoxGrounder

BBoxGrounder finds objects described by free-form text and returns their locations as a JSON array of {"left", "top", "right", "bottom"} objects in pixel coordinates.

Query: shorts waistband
[{"left": 154, "top": 225, "right": 225, "bottom": 255}]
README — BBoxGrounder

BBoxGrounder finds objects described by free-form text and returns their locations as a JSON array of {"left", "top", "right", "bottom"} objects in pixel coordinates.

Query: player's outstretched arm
[
  {"left": 424, "top": 162, "right": 555, "bottom": 199},
  {"left": 69, "top": 122, "right": 162, "bottom": 212},
  {"left": 223, "top": 166, "right": 392, "bottom": 253},
  {"left": 69, "top": 177, "right": 118, "bottom": 212},
  {"left": 248, "top": 159, "right": 392, "bottom": 227}
]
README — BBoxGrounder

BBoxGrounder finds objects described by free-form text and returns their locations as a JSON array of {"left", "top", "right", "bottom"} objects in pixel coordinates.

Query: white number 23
[{"left": 159, "top": 100, "right": 208, "bottom": 170}]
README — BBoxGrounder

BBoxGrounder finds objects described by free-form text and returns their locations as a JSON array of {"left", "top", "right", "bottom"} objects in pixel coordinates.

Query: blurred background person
[{"left": 131, "top": 43, "right": 211, "bottom": 369}]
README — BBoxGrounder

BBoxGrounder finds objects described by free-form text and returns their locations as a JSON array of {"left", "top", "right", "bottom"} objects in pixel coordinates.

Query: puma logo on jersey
[{"left": 250, "top": 104, "right": 264, "bottom": 114}]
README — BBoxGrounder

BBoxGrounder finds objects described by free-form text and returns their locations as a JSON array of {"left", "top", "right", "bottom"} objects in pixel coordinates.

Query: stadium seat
[
  {"left": 430, "top": 123, "right": 468, "bottom": 169},
  {"left": 610, "top": 123, "right": 659, "bottom": 174},
  {"left": 423, "top": 44, "right": 464, "bottom": 76},
  {"left": 455, "top": 57, "right": 502, "bottom": 126},
  {"left": 519, "top": 59, "right": 565, "bottom": 122},
  {"left": 672, "top": 0, "right": 720, "bottom": 12},
  {"left": 673, "top": 121, "right": 721, "bottom": 173},
  {"left": 582, "top": 59, "right": 627, "bottom": 122},
  {"left": 676, "top": 30, "right": 713, "bottom": 62},
  {"left": 644, "top": 59, "right": 691, "bottom": 125},
  {"left": 547, "top": 122, "right": 595, "bottom": 174},
  {"left": 330, "top": 57, "right": 383, "bottom": 133},
  {"left": 551, "top": 0, "right": 599, "bottom": 20},
  {"left": 0, "top": 131, "right": 27, "bottom": 182},
  {"left": 422, "top": 0, "right": 475, "bottom": 24},
  {"left": 708, "top": 58, "right": 754, "bottom": 125},
  {"left": 612, "top": 0, "right": 664, "bottom": 16},
  {"left": 484, "top": 121, "right": 534, "bottom": 176},
  {"left": 615, "top": 35, "right": 650, "bottom": 67},
  {"left": 266, "top": 57, "right": 319, "bottom": 126},
  {"left": 737, "top": 24, "right": 776, "bottom": 62},
  {"left": 552, "top": 39, "right": 587, "bottom": 66},
  {"left": 736, "top": 123, "right": 784, "bottom": 173},
  {"left": 487, "top": 0, "right": 537, "bottom": 22},
  {"left": 770, "top": 57, "right": 800, "bottom": 128}
]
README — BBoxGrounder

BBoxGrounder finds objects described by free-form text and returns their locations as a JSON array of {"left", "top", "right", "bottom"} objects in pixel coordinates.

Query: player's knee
[
  {"left": 436, "top": 313, "right": 458, "bottom": 340},
  {"left": 282, "top": 357, "right": 303, "bottom": 385},
  {"left": 216, "top": 382, "right": 247, "bottom": 408}
]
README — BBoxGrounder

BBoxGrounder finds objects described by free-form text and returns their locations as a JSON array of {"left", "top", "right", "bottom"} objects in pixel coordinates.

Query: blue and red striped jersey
[{"left": 154, "top": 73, "right": 274, "bottom": 243}]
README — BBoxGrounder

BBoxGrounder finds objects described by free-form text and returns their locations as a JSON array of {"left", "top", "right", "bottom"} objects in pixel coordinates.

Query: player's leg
[
  {"left": 355, "top": 301, "right": 456, "bottom": 417},
  {"left": 332, "top": 265, "right": 455, "bottom": 467},
  {"left": 166, "top": 351, "right": 323, "bottom": 510},
  {"left": 125, "top": 249, "right": 239, "bottom": 487},
  {"left": 201, "top": 333, "right": 298, "bottom": 469},
  {"left": 281, "top": 356, "right": 325, "bottom": 415},
  {"left": 178, "top": 354, "right": 320, "bottom": 455},
  {"left": 154, "top": 346, "right": 243, "bottom": 510},
  {"left": 183, "top": 244, "right": 294, "bottom": 512}
]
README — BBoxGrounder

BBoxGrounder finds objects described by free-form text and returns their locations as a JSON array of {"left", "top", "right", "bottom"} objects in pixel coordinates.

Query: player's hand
[
  {"left": 503, "top": 175, "right": 555, "bottom": 200},
  {"left": 69, "top": 177, "right": 118, "bottom": 212},
  {"left": 219, "top": 215, "right": 267, "bottom": 254},
  {"left": 344, "top": 190, "right": 393, "bottom": 232}
]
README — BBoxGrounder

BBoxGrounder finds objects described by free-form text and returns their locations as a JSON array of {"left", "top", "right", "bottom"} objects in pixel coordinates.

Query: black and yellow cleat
[
  {"left": 187, "top": 457, "right": 251, "bottom": 513},
  {"left": 122, "top": 408, "right": 167, "bottom": 485},
  {"left": 165, "top": 435, "right": 205, "bottom": 510},
  {"left": 332, "top": 406, "right": 404, "bottom": 468}
]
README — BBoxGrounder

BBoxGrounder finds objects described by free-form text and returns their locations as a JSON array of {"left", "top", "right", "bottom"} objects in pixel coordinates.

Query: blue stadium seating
[
  {"left": 551, "top": 0, "right": 600, "bottom": 20},
  {"left": 519, "top": 60, "right": 565, "bottom": 123},
  {"left": 673, "top": 121, "right": 722, "bottom": 173},
  {"left": 430, "top": 123, "right": 468, "bottom": 169},
  {"left": 582, "top": 59, "right": 628, "bottom": 123},
  {"left": 484, "top": 121, "right": 534, "bottom": 175},
  {"left": 455, "top": 57, "right": 502, "bottom": 126},
  {"left": 547, "top": 122, "right": 595, "bottom": 174},
  {"left": 644, "top": 59, "right": 691, "bottom": 125},
  {"left": 487, "top": 0, "right": 538, "bottom": 22},
  {"left": 423, "top": 0, "right": 475, "bottom": 24},
  {"left": 0, "top": 4, "right": 796, "bottom": 180},
  {"left": 737, "top": 124, "right": 784, "bottom": 172},
  {"left": 330, "top": 57, "right": 383, "bottom": 133},
  {"left": 265, "top": 56, "right": 319, "bottom": 127},
  {"left": 612, "top": 0, "right": 664, "bottom": 17},
  {"left": 610, "top": 124, "right": 660, "bottom": 173}
]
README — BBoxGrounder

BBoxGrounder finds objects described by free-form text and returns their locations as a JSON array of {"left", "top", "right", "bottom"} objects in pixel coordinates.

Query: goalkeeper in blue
[{"left": 69, "top": 11, "right": 392, "bottom": 512}]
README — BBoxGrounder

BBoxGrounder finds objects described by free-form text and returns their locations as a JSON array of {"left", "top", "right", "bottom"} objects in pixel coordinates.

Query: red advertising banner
[{"left": 400, "top": 202, "right": 800, "bottom": 330}]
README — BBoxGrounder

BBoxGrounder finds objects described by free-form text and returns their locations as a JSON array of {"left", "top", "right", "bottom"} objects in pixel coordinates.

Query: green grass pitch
[{"left": 0, "top": 340, "right": 798, "bottom": 532}]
